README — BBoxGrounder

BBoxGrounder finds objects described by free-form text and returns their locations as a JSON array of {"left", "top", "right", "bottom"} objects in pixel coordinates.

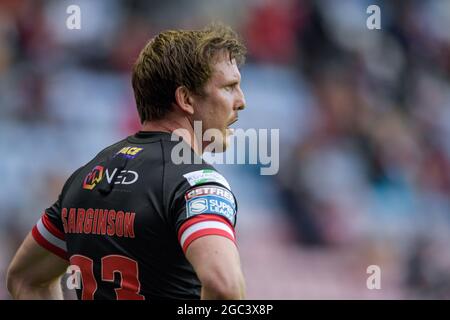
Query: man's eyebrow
[{"left": 225, "top": 80, "right": 239, "bottom": 86}]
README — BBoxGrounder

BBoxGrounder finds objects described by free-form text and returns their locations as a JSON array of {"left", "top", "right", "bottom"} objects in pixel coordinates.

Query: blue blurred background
[{"left": 1, "top": 0, "right": 450, "bottom": 299}]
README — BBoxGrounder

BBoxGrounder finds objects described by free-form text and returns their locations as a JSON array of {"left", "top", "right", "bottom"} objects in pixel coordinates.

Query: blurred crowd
[{"left": 1, "top": 0, "right": 450, "bottom": 299}]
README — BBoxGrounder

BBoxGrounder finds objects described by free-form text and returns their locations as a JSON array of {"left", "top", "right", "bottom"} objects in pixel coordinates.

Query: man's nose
[{"left": 235, "top": 87, "right": 246, "bottom": 111}]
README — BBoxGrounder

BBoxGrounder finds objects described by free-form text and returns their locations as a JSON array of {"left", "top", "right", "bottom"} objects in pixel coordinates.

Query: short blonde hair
[{"left": 132, "top": 24, "right": 246, "bottom": 123}]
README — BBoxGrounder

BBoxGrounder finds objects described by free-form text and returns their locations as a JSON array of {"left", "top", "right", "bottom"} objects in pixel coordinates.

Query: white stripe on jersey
[
  {"left": 36, "top": 218, "right": 67, "bottom": 252},
  {"left": 180, "top": 220, "right": 234, "bottom": 248}
]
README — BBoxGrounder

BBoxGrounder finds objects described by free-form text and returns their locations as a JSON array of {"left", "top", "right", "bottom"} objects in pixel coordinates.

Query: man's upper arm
[
  {"left": 185, "top": 234, "right": 244, "bottom": 298},
  {"left": 7, "top": 168, "right": 82, "bottom": 296},
  {"left": 7, "top": 232, "right": 69, "bottom": 290},
  {"left": 30, "top": 167, "right": 84, "bottom": 261},
  {"left": 167, "top": 166, "right": 245, "bottom": 298}
]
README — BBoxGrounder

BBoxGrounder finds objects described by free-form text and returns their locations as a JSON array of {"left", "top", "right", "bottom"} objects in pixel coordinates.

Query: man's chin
[
  {"left": 203, "top": 134, "right": 230, "bottom": 154},
  {"left": 223, "top": 128, "right": 236, "bottom": 151}
]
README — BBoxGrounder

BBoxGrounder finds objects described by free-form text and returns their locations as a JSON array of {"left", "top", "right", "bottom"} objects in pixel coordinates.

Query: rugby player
[{"left": 7, "top": 24, "right": 247, "bottom": 300}]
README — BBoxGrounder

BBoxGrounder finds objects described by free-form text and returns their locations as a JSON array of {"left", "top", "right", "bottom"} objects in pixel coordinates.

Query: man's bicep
[
  {"left": 185, "top": 234, "right": 240, "bottom": 281},
  {"left": 8, "top": 232, "right": 69, "bottom": 287}
]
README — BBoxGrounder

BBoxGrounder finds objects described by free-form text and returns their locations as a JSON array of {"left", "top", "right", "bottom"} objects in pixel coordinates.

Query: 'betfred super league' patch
[{"left": 185, "top": 185, "right": 236, "bottom": 225}]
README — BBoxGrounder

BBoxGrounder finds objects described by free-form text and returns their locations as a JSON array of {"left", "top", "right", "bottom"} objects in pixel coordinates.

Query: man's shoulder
[
  {"left": 87, "top": 135, "right": 155, "bottom": 164},
  {"left": 160, "top": 140, "right": 228, "bottom": 187},
  {"left": 88, "top": 134, "right": 233, "bottom": 191},
  {"left": 160, "top": 142, "right": 232, "bottom": 192}
]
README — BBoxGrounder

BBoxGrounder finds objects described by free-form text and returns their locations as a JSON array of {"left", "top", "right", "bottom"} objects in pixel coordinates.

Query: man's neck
[{"left": 140, "top": 114, "right": 202, "bottom": 156}]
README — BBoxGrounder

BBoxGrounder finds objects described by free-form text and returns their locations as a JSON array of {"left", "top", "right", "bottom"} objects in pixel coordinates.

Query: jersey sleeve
[
  {"left": 32, "top": 198, "right": 68, "bottom": 260},
  {"left": 31, "top": 167, "right": 83, "bottom": 261},
  {"left": 168, "top": 169, "right": 238, "bottom": 254}
]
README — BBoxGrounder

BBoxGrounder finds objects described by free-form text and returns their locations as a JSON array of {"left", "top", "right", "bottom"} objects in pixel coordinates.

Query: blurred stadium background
[{"left": 1, "top": 0, "right": 450, "bottom": 299}]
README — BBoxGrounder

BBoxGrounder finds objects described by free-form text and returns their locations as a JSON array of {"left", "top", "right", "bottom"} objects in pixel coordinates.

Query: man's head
[{"left": 132, "top": 24, "right": 246, "bottom": 151}]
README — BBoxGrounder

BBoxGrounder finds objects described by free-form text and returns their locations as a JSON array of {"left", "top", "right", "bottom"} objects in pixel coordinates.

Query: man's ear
[{"left": 174, "top": 86, "right": 195, "bottom": 115}]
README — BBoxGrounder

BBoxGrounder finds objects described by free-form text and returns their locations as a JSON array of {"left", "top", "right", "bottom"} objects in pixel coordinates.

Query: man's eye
[{"left": 225, "top": 84, "right": 235, "bottom": 91}]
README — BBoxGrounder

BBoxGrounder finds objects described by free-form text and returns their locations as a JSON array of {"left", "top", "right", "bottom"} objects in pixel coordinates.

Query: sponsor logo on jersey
[
  {"left": 185, "top": 186, "right": 234, "bottom": 203},
  {"left": 116, "top": 146, "right": 143, "bottom": 159},
  {"left": 183, "top": 169, "right": 231, "bottom": 190},
  {"left": 82, "top": 166, "right": 139, "bottom": 190},
  {"left": 189, "top": 198, "right": 208, "bottom": 214},
  {"left": 185, "top": 189, "right": 236, "bottom": 225},
  {"left": 82, "top": 165, "right": 104, "bottom": 190}
]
